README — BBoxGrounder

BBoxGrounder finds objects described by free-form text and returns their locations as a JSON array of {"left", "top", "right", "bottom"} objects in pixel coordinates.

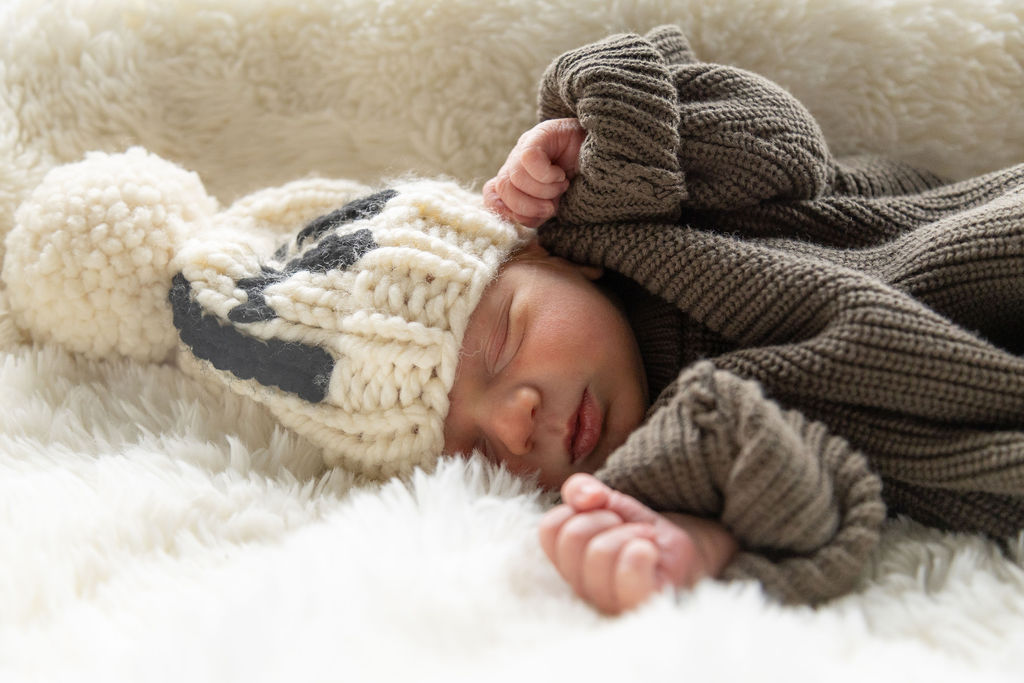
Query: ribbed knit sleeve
[
  {"left": 537, "top": 25, "right": 839, "bottom": 216},
  {"left": 542, "top": 215, "right": 1024, "bottom": 448},
  {"left": 540, "top": 23, "right": 1024, "bottom": 604},
  {"left": 536, "top": 29, "right": 685, "bottom": 224},
  {"left": 539, "top": 25, "right": 950, "bottom": 231},
  {"left": 595, "top": 362, "right": 886, "bottom": 605}
]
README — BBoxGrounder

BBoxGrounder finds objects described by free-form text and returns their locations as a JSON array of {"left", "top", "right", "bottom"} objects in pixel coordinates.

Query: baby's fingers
[
  {"left": 581, "top": 524, "right": 659, "bottom": 614},
  {"left": 560, "top": 473, "right": 611, "bottom": 511},
  {"left": 488, "top": 171, "right": 557, "bottom": 228},
  {"left": 538, "top": 504, "right": 576, "bottom": 564},
  {"left": 509, "top": 158, "right": 569, "bottom": 200},
  {"left": 552, "top": 509, "right": 623, "bottom": 593},
  {"left": 519, "top": 144, "right": 567, "bottom": 185},
  {"left": 524, "top": 118, "right": 585, "bottom": 179},
  {"left": 562, "top": 473, "right": 661, "bottom": 528},
  {"left": 614, "top": 537, "right": 663, "bottom": 612}
]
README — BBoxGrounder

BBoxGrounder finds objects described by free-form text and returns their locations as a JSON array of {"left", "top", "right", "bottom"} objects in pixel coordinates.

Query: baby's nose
[{"left": 491, "top": 386, "right": 540, "bottom": 456}]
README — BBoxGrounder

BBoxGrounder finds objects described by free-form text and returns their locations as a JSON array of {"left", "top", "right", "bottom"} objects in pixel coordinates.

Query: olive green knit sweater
[{"left": 536, "top": 25, "right": 1024, "bottom": 604}]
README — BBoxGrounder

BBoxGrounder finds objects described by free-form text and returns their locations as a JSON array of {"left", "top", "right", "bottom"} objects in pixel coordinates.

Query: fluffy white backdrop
[{"left": 2, "top": 1, "right": 1024, "bottom": 681}]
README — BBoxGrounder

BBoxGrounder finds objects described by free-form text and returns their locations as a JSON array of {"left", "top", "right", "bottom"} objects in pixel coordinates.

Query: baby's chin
[
  {"left": 581, "top": 445, "right": 612, "bottom": 476},
  {"left": 534, "top": 449, "right": 612, "bottom": 491}
]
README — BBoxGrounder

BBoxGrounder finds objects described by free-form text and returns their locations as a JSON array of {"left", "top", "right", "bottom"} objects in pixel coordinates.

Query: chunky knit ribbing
[
  {"left": 537, "top": 25, "right": 1024, "bottom": 604},
  {"left": 598, "top": 362, "right": 886, "bottom": 604}
]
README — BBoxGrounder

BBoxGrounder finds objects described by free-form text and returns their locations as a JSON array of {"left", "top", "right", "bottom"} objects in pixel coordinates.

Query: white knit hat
[
  {"left": 171, "top": 180, "right": 525, "bottom": 477},
  {"left": 3, "top": 148, "right": 526, "bottom": 478}
]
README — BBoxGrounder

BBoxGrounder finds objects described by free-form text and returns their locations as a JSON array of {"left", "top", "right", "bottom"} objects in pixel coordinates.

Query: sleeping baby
[{"left": 5, "top": 25, "right": 1024, "bottom": 614}]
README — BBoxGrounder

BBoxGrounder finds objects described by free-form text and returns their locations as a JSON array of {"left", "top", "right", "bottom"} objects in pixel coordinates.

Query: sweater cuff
[
  {"left": 540, "top": 24, "right": 840, "bottom": 214},
  {"left": 595, "top": 361, "right": 886, "bottom": 605},
  {"left": 537, "top": 30, "right": 686, "bottom": 224}
]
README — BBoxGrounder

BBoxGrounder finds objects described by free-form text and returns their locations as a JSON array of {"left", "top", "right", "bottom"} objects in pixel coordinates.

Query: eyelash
[{"left": 488, "top": 296, "right": 513, "bottom": 374}]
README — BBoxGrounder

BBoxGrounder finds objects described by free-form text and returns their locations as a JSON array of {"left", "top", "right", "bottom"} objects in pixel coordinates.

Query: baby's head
[
  {"left": 5, "top": 155, "right": 645, "bottom": 487},
  {"left": 444, "top": 242, "right": 648, "bottom": 489}
]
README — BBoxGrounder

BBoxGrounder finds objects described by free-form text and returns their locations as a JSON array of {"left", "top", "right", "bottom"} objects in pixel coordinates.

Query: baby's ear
[{"left": 2, "top": 147, "right": 216, "bottom": 362}]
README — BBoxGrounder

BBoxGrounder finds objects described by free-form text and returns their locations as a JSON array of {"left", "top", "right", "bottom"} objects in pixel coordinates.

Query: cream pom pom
[{"left": 2, "top": 147, "right": 216, "bottom": 362}]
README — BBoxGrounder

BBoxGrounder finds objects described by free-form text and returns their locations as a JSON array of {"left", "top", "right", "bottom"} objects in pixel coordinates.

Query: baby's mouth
[{"left": 567, "top": 388, "right": 603, "bottom": 465}]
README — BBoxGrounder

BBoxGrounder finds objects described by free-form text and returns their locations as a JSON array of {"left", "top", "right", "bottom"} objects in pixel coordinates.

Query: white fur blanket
[{"left": 2, "top": 1, "right": 1024, "bottom": 681}]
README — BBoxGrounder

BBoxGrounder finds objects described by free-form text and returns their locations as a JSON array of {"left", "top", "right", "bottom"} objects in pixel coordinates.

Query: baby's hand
[
  {"left": 483, "top": 118, "right": 585, "bottom": 228},
  {"left": 538, "top": 474, "right": 738, "bottom": 614}
]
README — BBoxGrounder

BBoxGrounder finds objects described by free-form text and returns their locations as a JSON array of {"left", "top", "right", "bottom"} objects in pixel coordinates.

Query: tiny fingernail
[{"left": 487, "top": 195, "right": 508, "bottom": 214}]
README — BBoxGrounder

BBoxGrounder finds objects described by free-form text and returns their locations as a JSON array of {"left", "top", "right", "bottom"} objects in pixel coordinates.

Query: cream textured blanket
[{"left": 2, "top": 1, "right": 1024, "bottom": 681}]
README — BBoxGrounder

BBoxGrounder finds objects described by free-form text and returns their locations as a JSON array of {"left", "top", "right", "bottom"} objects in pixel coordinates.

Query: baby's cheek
[
  {"left": 441, "top": 410, "right": 469, "bottom": 457},
  {"left": 534, "top": 462, "right": 574, "bottom": 491}
]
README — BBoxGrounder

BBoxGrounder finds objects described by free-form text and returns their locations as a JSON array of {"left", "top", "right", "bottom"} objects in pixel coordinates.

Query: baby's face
[{"left": 444, "top": 244, "right": 648, "bottom": 489}]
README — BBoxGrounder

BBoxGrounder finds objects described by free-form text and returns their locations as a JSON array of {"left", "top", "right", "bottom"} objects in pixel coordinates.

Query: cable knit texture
[{"left": 537, "top": 25, "right": 1024, "bottom": 604}]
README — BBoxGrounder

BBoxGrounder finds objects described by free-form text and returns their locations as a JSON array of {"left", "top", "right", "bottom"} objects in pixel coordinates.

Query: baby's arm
[
  {"left": 483, "top": 118, "right": 585, "bottom": 228},
  {"left": 538, "top": 473, "right": 737, "bottom": 614}
]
